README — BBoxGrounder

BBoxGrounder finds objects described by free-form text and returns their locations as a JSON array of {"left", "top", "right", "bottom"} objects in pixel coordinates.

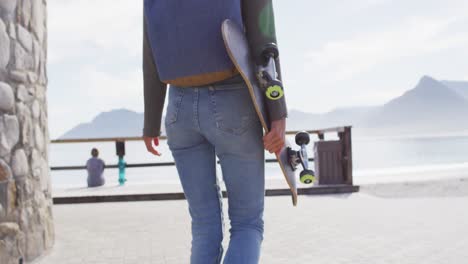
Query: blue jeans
[{"left": 165, "top": 81, "right": 265, "bottom": 264}]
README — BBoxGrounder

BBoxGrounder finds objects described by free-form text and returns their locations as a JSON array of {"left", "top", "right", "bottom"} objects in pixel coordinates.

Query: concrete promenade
[{"left": 35, "top": 181, "right": 468, "bottom": 264}]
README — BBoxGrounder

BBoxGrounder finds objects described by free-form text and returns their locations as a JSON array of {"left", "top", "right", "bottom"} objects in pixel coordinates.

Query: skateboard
[{"left": 221, "top": 19, "right": 315, "bottom": 206}]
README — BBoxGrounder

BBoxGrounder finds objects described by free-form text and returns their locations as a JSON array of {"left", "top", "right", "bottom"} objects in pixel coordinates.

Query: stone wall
[{"left": 0, "top": 0, "right": 54, "bottom": 263}]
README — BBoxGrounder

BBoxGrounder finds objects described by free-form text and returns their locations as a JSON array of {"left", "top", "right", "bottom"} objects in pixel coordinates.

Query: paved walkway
[{"left": 35, "top": 190, "right": 468, "bottom": 264}]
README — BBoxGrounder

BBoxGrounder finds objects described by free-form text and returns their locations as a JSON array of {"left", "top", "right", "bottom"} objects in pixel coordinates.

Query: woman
[
  {"left": 86, "top": 148, "right": 106, "bottom": 187},
  {"left": 142, "top": 1, "right": 287, "bottom": 263}
]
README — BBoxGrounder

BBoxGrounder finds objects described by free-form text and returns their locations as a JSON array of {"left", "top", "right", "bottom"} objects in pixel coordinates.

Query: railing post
[
  {"left": 318, "top": 133, "right": 325, "bottom": 140},
  {"left": 339, "top": 126, "right": 353, "bottom": 185},
  {"left": 116, "top": 140, "right": 127, "bottom": 185}
]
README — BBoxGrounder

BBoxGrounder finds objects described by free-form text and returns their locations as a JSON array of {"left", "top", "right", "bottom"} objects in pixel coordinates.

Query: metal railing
[{"left": 50, "top": 126, "right": 353, "bottom": 185}]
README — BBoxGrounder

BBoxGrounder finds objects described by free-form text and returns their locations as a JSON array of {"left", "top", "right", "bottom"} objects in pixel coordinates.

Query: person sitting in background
[{"left": 86, "top": 148, "right": 106, "bottom": 187}]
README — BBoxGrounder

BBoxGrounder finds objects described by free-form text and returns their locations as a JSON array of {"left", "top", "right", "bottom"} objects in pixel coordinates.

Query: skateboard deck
[{"left": 222, "top": 19, "right": 298, "bottom": 206}]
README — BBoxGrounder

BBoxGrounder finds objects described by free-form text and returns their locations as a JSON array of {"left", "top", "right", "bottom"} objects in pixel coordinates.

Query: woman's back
[{"left": 86, "top": 157, "right": 105, "bottom": 187}]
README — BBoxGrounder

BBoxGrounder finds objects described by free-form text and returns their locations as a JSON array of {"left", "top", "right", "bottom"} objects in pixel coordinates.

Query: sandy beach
[{"left": 35, "top": 175, "right": 468, "bottom": 264}]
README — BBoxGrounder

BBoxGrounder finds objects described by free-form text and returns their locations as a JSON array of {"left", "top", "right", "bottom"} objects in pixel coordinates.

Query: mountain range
[{"left": 59, "top": 76, "right": 468, "bottom": 139}]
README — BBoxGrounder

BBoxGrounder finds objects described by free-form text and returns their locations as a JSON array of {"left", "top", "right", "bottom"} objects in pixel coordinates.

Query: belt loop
[{"left": 209, "top": 85, "right": 214, "bottom": 91}]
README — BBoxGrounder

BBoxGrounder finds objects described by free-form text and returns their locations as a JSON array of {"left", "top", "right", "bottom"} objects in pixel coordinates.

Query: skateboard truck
[
  {"left": 257, "top": 43, "right": 284, "bottom": 101},
  {"left": 287, "top": 132, "right": 316, "bottom": 184}
]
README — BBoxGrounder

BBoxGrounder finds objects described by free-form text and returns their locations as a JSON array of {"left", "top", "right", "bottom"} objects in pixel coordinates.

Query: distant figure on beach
[{"left": 86, "top": 148, "right": 106, "bottom": 187}]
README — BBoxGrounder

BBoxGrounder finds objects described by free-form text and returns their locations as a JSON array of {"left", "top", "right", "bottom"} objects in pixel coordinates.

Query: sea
[{"left": 49, "top": 134, "right": 468, "bottom": 188}]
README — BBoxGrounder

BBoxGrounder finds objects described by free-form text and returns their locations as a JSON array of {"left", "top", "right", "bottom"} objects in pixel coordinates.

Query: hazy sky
[{"left": 47, "top": 0, "right": 468, "bottom": 138}]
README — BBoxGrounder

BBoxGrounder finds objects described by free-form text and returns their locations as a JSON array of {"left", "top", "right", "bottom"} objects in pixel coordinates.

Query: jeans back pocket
[
  {"left": 210, "top": 84, "right": 258, "bottom": 136},
  {"left": 165, "top": 87, "right": 185, "bottom": 127}
]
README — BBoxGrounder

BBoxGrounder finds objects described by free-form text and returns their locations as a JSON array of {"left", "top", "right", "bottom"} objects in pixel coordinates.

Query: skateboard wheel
[
  {"left": 265, "top": 85, "right": 284, "bottom": 100},
  {"left": 300, "top": 170, "right": 315, "bottom": 184},
  {"left": 262, "top": 43, "right": 279, "bottom": 60},
  {"left": 295, "top": 131, "right": 310, "bottom": 146}
]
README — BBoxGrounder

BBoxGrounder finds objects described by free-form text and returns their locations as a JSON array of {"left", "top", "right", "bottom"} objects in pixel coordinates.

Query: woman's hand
[
  {"left": 263, "top": 118, "right": 286, "bottom": 155},
  {"left": 143, "top": 136, "right": 162, "bottom": 156}
]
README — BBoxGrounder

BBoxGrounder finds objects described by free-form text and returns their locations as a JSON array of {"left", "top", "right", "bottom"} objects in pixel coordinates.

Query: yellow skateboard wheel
[
  {"left": 266, "top": 85, "right": 284, "bottom": 100},
  {"left": 300, "top": 170, "right": 315, "bottom": 184}
]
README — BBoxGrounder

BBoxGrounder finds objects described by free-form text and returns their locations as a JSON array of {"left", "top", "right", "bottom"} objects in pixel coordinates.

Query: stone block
[
  {"left": 40, "top": 166, "right": 50, "bottom": 192},
  {"left": 24, "top": 230, "right": 43, "bottom": 261},
  {"left": 0, "top": 82, "right": 14, "bottom": 112},
  {"left": 0, "top": 20, "right": 10, "bottom": 69},
  {"left": 0, "top": 115, "right": 20, "bottom": 157},
  {"left": 39, "top": 61, "right": 47, "bottom": 85},
  {"left": 17, "top": 25, "right": 32, "bottom": 52},
  {"left": 13, "top": 178, "right": 25, "bottom": 204},
  {"left": 19, "top": 0, "right": 31, "bottom": 27},
  {"left": 32, "top": 40, "right": 40, "bottom": 71},
  {"left": 17, "top": 84, "right": 33, "bottom": 102},
  {"left": 27, "top": 72, "right": 37, "bottom": 84},
  {"left": 14, "top": 177, "right": 34, "bottom": 205},
  {"left": 32, "top": 190, "right": 45, "bottom": 210},
  {"left": 4, "top": 114, "right": 20, "bottom": 146},
  {"left": 11, "top": 149, "right": 28, "bottom": 178},
  {"left": 0, "top": 158, "right": 12, "bottom": 181},
  {"left": 40, "top": 106, "right": 47, "bottom": 129},
  {"left": 31, "top": 100, "right": 40, "bottom": 119},
  {"left": 35, "top": 85, "right": 45, "bottom": 100},
  {"left": 14, "top": 42, "right": 35, "bottom": 70},
  {"left": 7, "top": 180, "right": 16, "bottom": 213},
  {"left": 18, "top": 207, "right": 34, "bottom": 232},
  {"left": 0, "top": 180, "right": 16, "bottom": 218},
  {"left": 34, "top": 124, "right": 45, "bottom": 152},
  {"left": 9, "top": 70, "right": 28, "bottom": 83},
  {"left": 16, "top": 102, "right": 34, "bottom": 147},
  {"left": 1, "top": 154, "right": 10, "bottom": 166},
  {"left": 0, "top": 0, "right": 18, "bottom": 20},
  {"left": 43, "top": 216, "right": 54, "bottom": 249},
  {"left": 0, "top": 239, "right": 21, "bottom": 264},
  {"left": 0, "top": 136, "right": 9, "bottom": 158},
  {"left": 8, "top": 22, "right": 15, "bottom": 39},
  {"left": 30, "top": 149, "right": 44, "bottom": 179},
  {"left": 0, "top": 181, "right": 8, "bottom": 217},
  {"left": 0, "top": 222, "right": 20, "bottom": 238},
  {"left": 0, "top": 222, "right": 22, "bottom": 264},
  {"left": 31, "top": 1, "right": 45, "bottom": 43}
]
